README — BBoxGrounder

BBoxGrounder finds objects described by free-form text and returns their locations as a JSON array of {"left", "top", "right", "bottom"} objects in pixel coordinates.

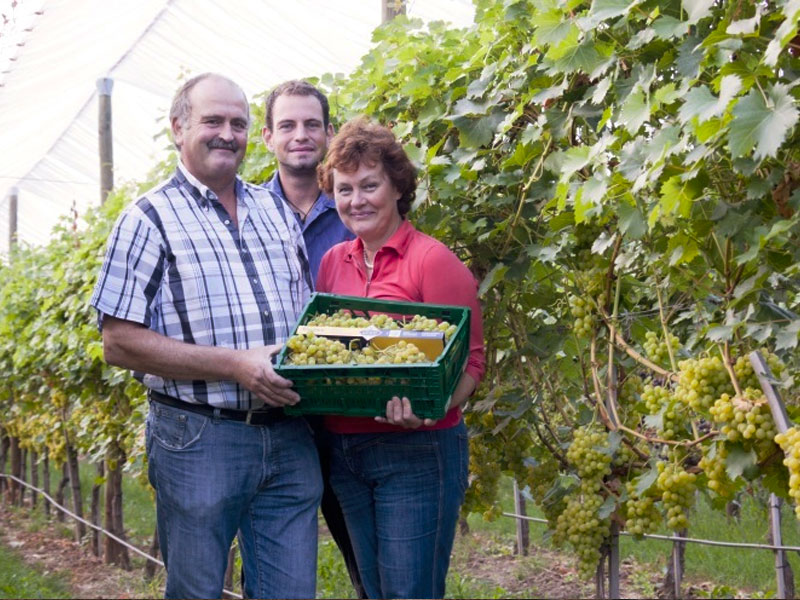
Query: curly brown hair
[{"left": 318, "top": 117, "right": 417, "bottom": 217}]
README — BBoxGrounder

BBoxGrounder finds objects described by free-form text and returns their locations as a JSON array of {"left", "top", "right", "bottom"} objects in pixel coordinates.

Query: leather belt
[{"left": 149, "top": 390, "right": 287, "bottom": 426}]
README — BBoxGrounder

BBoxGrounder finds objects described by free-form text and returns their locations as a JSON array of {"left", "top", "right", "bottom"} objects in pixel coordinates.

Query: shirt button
[
  {"left": 252, "top": 278, "right": 258, "bottom": 284},
  {"left": 224, "top": 219, "right": 231, "bottom": 225}
]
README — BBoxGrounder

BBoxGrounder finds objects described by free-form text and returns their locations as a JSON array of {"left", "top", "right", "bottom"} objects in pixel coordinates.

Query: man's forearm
[{"left": 102, "top": 316, "right": 238, "bottom": 382}]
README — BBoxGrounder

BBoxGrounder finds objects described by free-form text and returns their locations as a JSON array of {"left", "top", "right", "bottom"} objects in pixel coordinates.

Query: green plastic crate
[{"left": 275, "top": 293, "right": 471, "bottom": 419}]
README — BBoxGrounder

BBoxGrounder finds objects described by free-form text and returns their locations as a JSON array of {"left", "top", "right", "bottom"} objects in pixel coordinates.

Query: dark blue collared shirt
[{"left": 265, "top": 173, "right": 354, "bottom": 284}]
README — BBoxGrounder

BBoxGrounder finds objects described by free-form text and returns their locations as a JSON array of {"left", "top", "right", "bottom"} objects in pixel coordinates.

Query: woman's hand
[{"left": 375, "top": 396, "right": 438, "bottom": 429}]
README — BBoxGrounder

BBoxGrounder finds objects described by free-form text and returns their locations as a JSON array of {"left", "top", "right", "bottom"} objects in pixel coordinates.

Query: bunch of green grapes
[
  {"left": 306, "top": 309, "right": 370, "bottom": 328},
  {"left": 365, "top": 340, "right": 429, "bottom": 364},
  {"left": 643, "top": 331, "right": 680, "bottom": 366},
  {"left": 710, "top": 389, "right": 777, "bottom": 454},
  {"left": 403, "top": 314, "right": 457, "bottom": 340},
  {"left": 462, "top": 411, "right": 504, "bottom": 519},
  {"left": 624, "top": 480, "right": 662, "bottom": 537},
  {"left": 673, "top": 356, "right": 732, "bottom": 412},
  {"left": 774, "top": 427, "right": 800, "bottom": 519},
  {"left": 553, "top": 479, "right": 611, "bottom": 579},
  {"left": 698, "top": 443, "right": 735, "bottom": 499},
  {"left": 285, "top": 333, "right": 351, "bottom": 365},
  {"left": 660, "top": 398, "right": 689, "bottom": 441},
  {"left": 568, "top": 294, "right": 595, "bottom": 338},
  {"left": 657, "top": 462, "right": 696, "bottom": 530},
  {"left": 619, "top": 375, "right": 644, "bottom": 405},
  {"left": 566, "top": 425, "right": 613, "bottom": 480},
  {"left": 642, "top": 383, "right": 671, "bottom": 415},
  {"left": 733, "top": 352, "right": 784, "bottom": 390}
]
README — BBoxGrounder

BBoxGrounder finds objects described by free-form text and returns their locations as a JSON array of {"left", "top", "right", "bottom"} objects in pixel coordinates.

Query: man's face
[
  {"left": 262, "top": 94, "right": 333, "bottom": 176},
  {"left": 172, "top": 77, "right": 249, "bottom": 189}
]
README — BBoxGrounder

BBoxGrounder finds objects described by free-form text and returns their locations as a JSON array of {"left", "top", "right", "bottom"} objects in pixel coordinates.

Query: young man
[
  {"left": 262, "top": 81, "right": 364, "bottom": 598},
  {"left": 91, "top": 73, "right": 321, "bottom": 599},
  {"left": 262, "top": 80, "right": 354, "bottom": 283}
]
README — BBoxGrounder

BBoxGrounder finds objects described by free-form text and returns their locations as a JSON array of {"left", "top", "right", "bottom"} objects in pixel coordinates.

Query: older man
[{"left": 91, "top": 73, "right": 321, "bottom": 599}]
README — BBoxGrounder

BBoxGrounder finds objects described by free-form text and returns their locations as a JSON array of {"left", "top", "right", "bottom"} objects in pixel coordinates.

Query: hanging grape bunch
[{"left": 643, "top": 331, "right": 680, "bottom": 367}]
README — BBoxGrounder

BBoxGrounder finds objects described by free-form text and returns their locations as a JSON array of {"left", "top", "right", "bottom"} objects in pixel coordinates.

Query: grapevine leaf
[
  {"left": 678, "top": 75, "right": 741, "bottom": 123},
  {"left": 652, "top": 16, "right": 688, "bottom": 39},
  {"left": 725, "top": 443, "right": 757, "bottom": 480},
  {"left": 534, "top": 11, "right": 575, "bottom": 46},
  {"left": 762, "top": 461, "right": 791, "bottom": 500},
  {"left": 635, "top": 465, "right": 659, "bottom": 497},
  {"left": 618, "top": 88, "right": 649, "bottom": 133},
  {"left": 478, "top": 263, "right": 509, "bottom": 298},
  {"left": 706, "top": 324, "right": 734, "bottom": 342},
  {"left": 726, "top": 10, "right": 760, "bottom": 35},
  {"left": 728, "top": 85, "right": 800, "bottom": 160},
  {"left": 452, "top": 110, "right": 505, "bottom": 148},
  {"left": 589, "top": 0, "right": 637, "bottom": 21},
  {"left": 597, "top": 494, "right": 617, "bottom": 519},
  {"left": 617, "top": 202, "right": 646, "bottom": 239},
  {"left": 685, "top": 0, "right": 714, "bottom": 24},
  {"left": 775, "top": 319, "right": 800, "bottom": 351}
]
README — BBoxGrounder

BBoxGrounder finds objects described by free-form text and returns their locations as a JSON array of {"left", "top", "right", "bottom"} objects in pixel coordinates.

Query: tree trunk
[
  {"left": 9, "top": 437, "right": 21, "bottom": 505},
  {"left": 55, "top": 461, "right": 69, "bottom": 522},
  {"left": 0, "top": 432, "right": 8, "bottom": 500},
  {"left": 19, "top": 448, "right": 26, "bottom": 506},
  {"left": 30, "top": 450, "right": 38, "bottom": 509},
  {"left": 104, "top": 443, "right": 130, "bottom": 569},
  {"left": 91, "top": 462, "right": 104, "bottom": 557},
  {"left": 144, "top": 526, "right": 160, "bottom": 580},
  {"left": 42, "top": 452, "right": 50, "bottom": 518},
  {"left": 65, "top": 442, "right": 86, "bottom": 540}
]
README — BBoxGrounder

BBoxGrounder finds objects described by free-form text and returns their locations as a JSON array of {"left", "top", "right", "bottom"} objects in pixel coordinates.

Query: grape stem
[
  {"left": 589, "top": 335, "right": 616, "bottom": 430},
  {"left": 720, "top": 342, "right": 743, "bottom": 397},
  {"left": 607, "top": 326, "right": 679, "bottom": 382},
  {"left": 653, "top": 271, "right": 679, "bottom": 373}
]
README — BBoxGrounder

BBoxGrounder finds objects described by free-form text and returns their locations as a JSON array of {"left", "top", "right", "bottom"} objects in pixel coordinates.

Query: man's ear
[
  {"left": 326, "top": 122, "right": 335, "bottom": 144},
  {"left": 171, "top": 117, "right": 184, "bottom": 149},
  {"left": 262, "top": 126, "right": 274, "bottom": 151}
]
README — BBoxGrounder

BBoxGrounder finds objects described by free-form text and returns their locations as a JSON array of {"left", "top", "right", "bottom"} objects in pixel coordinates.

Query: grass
[{"left": 0, "top": 542, "right": 71, "bottom": 599}]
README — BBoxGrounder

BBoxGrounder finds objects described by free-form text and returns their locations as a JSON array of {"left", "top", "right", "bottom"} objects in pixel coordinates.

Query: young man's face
[
  {"left": 262, "top": 94, "right": 334, "bottom": 176},
  {"left": 172, "top": 77, "right": 249, "bottom": 190}
]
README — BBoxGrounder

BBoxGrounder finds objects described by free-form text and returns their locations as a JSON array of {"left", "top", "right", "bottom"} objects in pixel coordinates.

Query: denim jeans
[
  {"left": 146, "top": 401, "right": 322, "bottom": 599},
  {"left": 328, "top": 420, "right": 469, "bottom": 599}
]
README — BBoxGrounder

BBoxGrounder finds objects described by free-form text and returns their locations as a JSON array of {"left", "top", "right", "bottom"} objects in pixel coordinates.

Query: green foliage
[{"left": 2, "top": 0, "right": 800, "bottom": 583}]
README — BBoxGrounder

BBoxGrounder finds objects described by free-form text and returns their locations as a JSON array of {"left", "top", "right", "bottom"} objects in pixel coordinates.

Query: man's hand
[
  {"left": 233, "top": 344, "right": 299, "bottom": 407},
  {"left": 375, "top": 396, "right": 437, "bottom": 429}
]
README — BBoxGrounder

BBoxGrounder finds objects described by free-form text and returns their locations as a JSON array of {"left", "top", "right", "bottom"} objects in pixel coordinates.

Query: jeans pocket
[{"left": 151, "top": 404, "right": 208, "bottom": 451}]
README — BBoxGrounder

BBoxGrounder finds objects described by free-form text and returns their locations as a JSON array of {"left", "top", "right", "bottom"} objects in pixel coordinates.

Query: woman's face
[{"left": 333, "top": 162, "right": 403, "bottom": 248}]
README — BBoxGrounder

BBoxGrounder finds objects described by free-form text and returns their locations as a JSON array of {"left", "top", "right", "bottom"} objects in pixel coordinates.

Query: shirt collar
[
  {"left": 345, "top": 219, "right": 414, "bottom": 261},
  {"left": 269, "top": 171, "right": 336, "bottom": 210},
  {"left": 176, "top": 160, "right": 244, "bottom": 208}
]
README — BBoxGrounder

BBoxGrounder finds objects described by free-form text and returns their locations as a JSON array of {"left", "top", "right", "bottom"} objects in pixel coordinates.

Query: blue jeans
[
  {"left": 146, "top": 401, "right": 322, "bottom": 599},
  {"left": 328, "top": 420, "right": 469, "bottom": 599}
]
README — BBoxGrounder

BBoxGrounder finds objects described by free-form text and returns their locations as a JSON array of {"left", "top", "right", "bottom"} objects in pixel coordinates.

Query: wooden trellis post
[{"left": 751, "top": 351, "right": 795, "bottom": 600}]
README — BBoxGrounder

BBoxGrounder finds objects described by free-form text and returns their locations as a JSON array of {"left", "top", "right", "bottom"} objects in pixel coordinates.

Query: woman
[{"left": 315, "top": 117, "right": 486, "bottom": 599}]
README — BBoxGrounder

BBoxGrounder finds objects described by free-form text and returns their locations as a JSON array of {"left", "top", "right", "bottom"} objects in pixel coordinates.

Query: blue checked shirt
[{"left": 91, "top": 162, "right": 311, "bottom": 409}]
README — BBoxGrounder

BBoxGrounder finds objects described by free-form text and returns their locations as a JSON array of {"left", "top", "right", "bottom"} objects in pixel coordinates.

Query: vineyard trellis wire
[{"left": 0, "top": 472, "right": 243, "bottom": 600}]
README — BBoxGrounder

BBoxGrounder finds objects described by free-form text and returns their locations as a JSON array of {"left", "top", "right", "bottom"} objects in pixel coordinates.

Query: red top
[{"left": 316, "top": 220, "right": 486, "bottom": 434}]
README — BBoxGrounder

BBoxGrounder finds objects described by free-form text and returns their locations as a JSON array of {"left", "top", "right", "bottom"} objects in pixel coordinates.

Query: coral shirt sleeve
[
  {"left": 315, "top": 250, "right": 334, "bottom": 293},
  {"left": 418, "top": 244, "right": 486, "bottom": 384}
]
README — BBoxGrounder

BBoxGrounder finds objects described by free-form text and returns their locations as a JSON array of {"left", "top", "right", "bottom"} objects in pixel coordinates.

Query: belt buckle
[{"left": 245, "top": 410, "right": 254, "bottom": 425}]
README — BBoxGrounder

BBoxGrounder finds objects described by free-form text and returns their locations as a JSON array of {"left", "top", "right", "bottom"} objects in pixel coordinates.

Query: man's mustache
[{"left": 208, "top": 138, "right": 239, "bottom": 152}]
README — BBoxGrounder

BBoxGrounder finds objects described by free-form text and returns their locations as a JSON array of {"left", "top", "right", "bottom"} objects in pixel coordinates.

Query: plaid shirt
[{"left": 91, "top": 162, "right": 311, "bottom": 409}]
